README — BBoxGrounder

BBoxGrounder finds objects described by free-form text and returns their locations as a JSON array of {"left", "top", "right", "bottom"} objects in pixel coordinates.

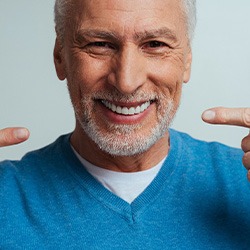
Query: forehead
[{"left": 67, "top": 0, "right": 186, "bottom": 38}]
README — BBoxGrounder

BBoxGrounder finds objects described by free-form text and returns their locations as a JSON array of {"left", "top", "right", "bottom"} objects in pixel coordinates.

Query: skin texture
[
  {"left": 54, "top": 0, "right": 192, "bottom": 172},
  {"left": 1, "top": 1, "right": 250, "bottom": 179},
  {"left": 0, "top": 127, "right": 29, "bottom": 147}
]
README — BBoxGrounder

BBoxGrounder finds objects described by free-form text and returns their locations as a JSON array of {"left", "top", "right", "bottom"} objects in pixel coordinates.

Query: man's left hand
[{"left": 202, "top": 107, "right": 250, "bottom": 181}]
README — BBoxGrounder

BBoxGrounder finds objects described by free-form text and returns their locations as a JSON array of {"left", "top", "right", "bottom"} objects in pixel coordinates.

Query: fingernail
[
  {"left": 14, "top": 129, "right": 28, "bottom": 140},
  {"left": 203, "top": 110, "right": 216, "bottom": 121}
]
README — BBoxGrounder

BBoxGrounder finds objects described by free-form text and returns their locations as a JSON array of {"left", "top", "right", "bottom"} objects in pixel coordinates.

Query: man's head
[{"left": 53, "top": 0, "right": 195, "bottom": 158}]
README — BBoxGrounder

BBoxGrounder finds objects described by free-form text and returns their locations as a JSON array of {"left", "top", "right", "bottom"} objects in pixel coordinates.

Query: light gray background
[{"left": 0, "top": 1, "right": 249, "bottom": 160}]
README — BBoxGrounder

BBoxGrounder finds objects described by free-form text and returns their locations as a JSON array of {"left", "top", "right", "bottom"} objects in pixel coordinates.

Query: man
[{"left": 1, "top": 0, "right": 250, "bottom": 249}]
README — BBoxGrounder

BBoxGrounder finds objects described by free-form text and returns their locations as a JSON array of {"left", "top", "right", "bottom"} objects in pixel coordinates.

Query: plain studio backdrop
[{"left": 0, "top": 1, "right": 249, "bottom": 160}]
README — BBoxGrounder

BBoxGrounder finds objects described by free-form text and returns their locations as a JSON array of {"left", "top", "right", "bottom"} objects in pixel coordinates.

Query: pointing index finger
[
  {"left": 202, "top": 107, "right": 250, "bottom": 128},
  {"left": 0, "top": 127, "right": 30, "bottom": 147}
]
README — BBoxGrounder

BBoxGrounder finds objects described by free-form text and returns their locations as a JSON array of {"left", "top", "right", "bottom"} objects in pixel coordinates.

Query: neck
[{"left": 70, "top": 126, "right": 170, "bottom": 172}]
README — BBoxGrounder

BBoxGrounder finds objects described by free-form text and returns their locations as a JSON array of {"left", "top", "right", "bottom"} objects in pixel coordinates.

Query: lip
[{"left": 97, "top": 100, "right": 154, "bottom": 125}]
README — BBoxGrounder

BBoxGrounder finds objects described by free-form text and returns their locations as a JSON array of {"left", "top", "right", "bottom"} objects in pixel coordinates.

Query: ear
[
  {"left": 183, "top": 47, "right": 192, "bottom": 84},
  {"left": 54, "top": 38, "right": 67, "bottom": 80}
]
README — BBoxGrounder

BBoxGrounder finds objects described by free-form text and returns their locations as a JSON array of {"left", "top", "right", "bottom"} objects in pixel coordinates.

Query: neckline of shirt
[
  {"left": 60, "top": 129, "right": 183, "bottom": 219},
  {"left": 71, "top": 146, "right": 166, "bottom": 203}
]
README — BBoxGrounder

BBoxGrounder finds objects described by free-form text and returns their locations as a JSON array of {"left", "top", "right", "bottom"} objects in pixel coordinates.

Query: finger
[
  {"left": 241, "top": 132, "right": 250, "bottom": 153},
  {"left": 0, "top": 127, "right": 30, "bottom": 147},
  {"left": 242, "top": 151, "right": 250, "bottom": 170},
  {"left": 202, "top": 107, "right": 250, "bottom": 128},
  {"left": 248, "top": 170, "right": 250, "bottom": 182}
]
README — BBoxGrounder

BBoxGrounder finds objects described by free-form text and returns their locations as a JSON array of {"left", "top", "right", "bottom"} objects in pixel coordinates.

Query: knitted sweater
[{"left": 1, "top": 130, "right": 250, "bottom": 249}]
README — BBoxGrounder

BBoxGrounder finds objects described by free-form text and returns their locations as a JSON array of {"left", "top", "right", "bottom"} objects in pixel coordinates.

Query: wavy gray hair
[{"left": 54, "top": 0, "right": 196, "bottom": 43}]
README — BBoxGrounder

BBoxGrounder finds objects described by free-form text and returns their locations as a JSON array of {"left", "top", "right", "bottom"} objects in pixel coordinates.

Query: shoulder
[
  {"left": 0, "top": 133, "right": 79, "bottom": 210},
  {"left": 169, "top": 129, "right": 245, "bottom": 178},
  {"left": 0, "top": 134, "right": 73, "bottom": 180},
  {"left": 169, "top": 129, "right": 243, "bottom": 160},
  {"left": 168, "top": 129, "right": 248, "bottom": 187}
]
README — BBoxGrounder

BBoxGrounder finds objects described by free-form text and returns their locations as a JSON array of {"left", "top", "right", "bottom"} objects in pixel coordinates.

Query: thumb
[{"left": 0, "top": 127, "right": 30, "bottom": 147}]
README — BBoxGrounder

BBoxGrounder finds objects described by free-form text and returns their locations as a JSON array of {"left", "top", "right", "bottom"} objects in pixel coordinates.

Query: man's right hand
[{"left": 0, "top": 128, "right": 29, "bottom": 147}]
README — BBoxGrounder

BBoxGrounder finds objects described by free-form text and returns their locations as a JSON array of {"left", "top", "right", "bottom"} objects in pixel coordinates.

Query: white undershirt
[{"left": 71, "top": 147, "right": 166, "bottom": 204}]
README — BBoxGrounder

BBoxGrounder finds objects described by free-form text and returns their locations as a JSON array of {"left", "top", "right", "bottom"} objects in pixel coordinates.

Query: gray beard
[{"left": 75, "top": 91, "right": 176, "bottom": 157}]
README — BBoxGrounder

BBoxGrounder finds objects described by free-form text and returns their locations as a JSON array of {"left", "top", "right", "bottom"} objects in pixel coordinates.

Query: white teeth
[
  {"left": 128, "top": 107, "right": 135, "bottom": 115},
  {"left": 116, "top": 106, "right": 122, "bottom": 114},
  {"left": 101, "top": 100, "right": 151, "bottom": 115},
  {"left": 135, "top": 106, "right": 141, "bottom": 114},
  {"left": 141, "top": 103, "right": 146, "bottom": 111},
  {"left": 122, "top": 107, "right": 129, "bottom": 115}
]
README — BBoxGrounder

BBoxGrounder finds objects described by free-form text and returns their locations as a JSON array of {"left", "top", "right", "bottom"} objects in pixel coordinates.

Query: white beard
[{"left": 74, "top": 90, "right": 176, "bottom": 156}]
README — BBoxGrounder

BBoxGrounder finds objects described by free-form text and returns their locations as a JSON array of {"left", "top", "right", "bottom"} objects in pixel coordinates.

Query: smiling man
[
  {"left": 54, "top": 0, "right": 192, "bottom": 172},
  {"left": 1, "top": 0, "right": 250, "bottom": 249}
]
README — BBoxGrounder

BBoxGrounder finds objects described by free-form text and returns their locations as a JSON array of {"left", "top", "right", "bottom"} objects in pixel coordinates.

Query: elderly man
[{"left": 1, "top": 0, "right": 250, "bottom": 248}]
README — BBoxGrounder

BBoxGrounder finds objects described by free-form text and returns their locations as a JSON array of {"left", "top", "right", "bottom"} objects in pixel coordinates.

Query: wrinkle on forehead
[
  {"left": 81, "top": 0, "right": 180, "bottom": 16},
  {"left": 74, "top": 0, "right": 183, "bottom": 21},
  {"left": 68, "top": 0, "right": 187, "bottom": 44},
  {"left": 75, "top": 27, "right": 178, "bottom": 44},
  {"left": 100, "top": 0, "right": 162, "bottom": 12}
]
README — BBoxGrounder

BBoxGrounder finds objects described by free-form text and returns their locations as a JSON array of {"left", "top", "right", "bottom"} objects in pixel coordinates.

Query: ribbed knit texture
[{"left": 1, "top": 129, "right": 250, "bottom": 249}]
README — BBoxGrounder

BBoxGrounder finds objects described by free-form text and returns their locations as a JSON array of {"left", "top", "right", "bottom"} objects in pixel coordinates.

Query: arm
[
  {"left": 0, "top": 127, "right": 29, "bottom": 147},
  {"left": 202, "top": 107, "right": 250, "bottom": 181}
]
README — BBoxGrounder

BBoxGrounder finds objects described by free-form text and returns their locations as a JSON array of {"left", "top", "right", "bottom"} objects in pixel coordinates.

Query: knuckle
[
  {"left": 241, "top": 136, "right": 250, "bottom": 152},
  {"left": 220, "top": 108, "right": 231, "bottom": 123},
  {"left": 0, "top": 129, "right": 12, "bottom": 146},
  {"left": 241, "top": 140, "right": 246, "bottom": 152},
  {"left": 215, "top": 108, "right": 227, "bottom": 123},
  {"left": 242, "top": 152, "right": 250, "bottom": 170},
  {"left": 243, "top": 108, "right": 250, "bottom": 126}
]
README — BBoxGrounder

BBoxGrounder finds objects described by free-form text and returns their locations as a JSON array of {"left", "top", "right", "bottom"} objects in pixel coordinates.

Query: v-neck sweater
[
  {"left": 72, "top": 146, "right": 165, "bottom": 204},
  {"left": 1, "top": 129, "right": 250, "bottom": 249}
]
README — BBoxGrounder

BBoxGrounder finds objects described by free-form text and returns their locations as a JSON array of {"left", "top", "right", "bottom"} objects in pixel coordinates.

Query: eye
[
  {"left": 84, "top": 41, "right": 116, "bottom": 56},
  {"left": 90, "top": 42, "right": 110, "bottom": 48},
  {"left": 87, "top": 41, "right": 115, "bottom": 49},
  {"left": 147, "top": 41, "right": 167, "bottom": 48},
  {"left": 141, "top": 40, "right": 170, "bottom": 56}
]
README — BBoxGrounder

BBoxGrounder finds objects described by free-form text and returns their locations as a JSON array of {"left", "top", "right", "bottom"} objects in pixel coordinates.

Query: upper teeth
[{"left": 101, "top": 100, "right": 151, "bottom": 115}]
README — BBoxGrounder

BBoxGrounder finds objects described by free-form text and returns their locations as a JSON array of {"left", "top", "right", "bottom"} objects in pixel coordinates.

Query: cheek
[
  {"left": 66, "top": 55, "right": 109, "bottom": 100},
  {"left": 148, "top": 59, "right": 184, "bottom": 99}
]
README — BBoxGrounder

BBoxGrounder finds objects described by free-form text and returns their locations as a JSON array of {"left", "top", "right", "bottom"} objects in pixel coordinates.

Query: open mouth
[{"left": 100, "top": 100, "right": 152, "bottom": 115}]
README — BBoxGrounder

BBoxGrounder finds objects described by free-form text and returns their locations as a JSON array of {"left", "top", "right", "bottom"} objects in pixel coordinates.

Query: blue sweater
[{"left": 1, "top": 130, "right": 250, "bottom": 249}]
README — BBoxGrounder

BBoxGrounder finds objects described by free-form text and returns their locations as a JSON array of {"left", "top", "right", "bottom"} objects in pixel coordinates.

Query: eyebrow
[
  {"left": 75, "top": 27, "right": 178, "bottom": 43},
  {"left": 75, "top": 29, "right": 119, "bottom": 43},
  {"left": 134, "top": 27, "right": 178, "bottom": 42}
]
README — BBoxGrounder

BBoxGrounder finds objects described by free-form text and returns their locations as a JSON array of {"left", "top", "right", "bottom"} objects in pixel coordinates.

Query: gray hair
[
  {"left": 182, "top": 0, "right": 197, "bottom": 41},
  {"left": 54, "top": 0, "right": 196, "bottom": 43}
]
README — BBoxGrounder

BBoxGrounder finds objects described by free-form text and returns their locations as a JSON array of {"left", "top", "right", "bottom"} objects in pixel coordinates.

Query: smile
[{"left": 101, "top": 100, "right": 151, "bottom": 115}]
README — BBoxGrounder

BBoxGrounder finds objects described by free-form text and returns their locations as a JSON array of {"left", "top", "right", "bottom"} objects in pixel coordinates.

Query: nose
[{"left": 107, "top": 45, "right": 146, "bottom": 94}]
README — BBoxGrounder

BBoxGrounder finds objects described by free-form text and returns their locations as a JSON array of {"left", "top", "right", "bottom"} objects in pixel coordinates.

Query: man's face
[{"left": 55, "top": 0, "right": 192, "bottom": 156}]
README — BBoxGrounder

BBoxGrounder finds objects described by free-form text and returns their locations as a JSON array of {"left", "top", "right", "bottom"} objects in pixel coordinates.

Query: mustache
[{"left": 90, "top": 89, "right": 164, "bottom": 103}]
